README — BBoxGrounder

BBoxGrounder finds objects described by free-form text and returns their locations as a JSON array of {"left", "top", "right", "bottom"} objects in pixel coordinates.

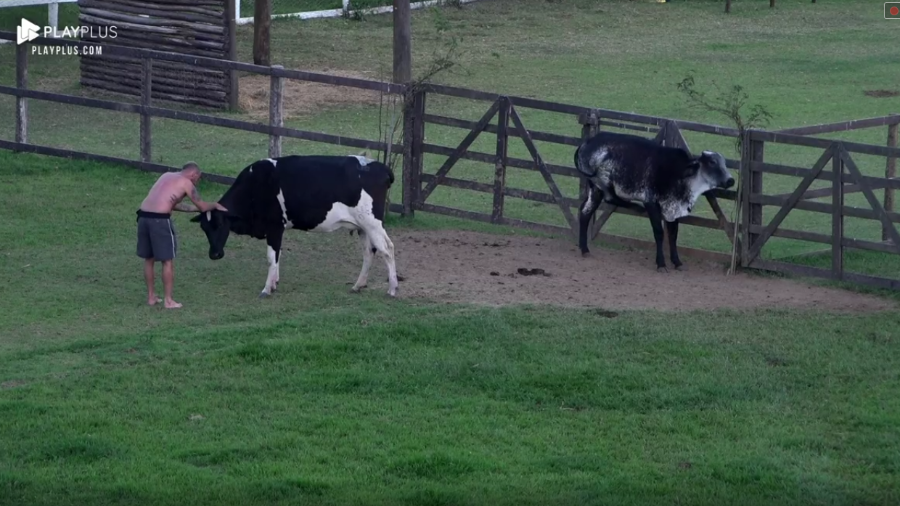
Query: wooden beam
[
  {"left": 840, "top": 148, "right": 900, "bottom": 253},
  {"left": 832, "top": 148, "right": 843, "bottom": 280},
  {"left": 392, "top": 0, "right": 411, "bottom": 84},
  {"left": 268, "top": 64, "right": 284, "bottom": 158},
  {"left": 749, "top": 138, "right": 765, "bottom": 255},
  {"left": 140, "top": 58, "right": 152, "bottom": 163},
  {"left": 508, "top": 103, "right": 578, "bottom": 233},
  {"left": 419, "top": 99, "right": 500, "bottom": 201},
  {"left": 225, "top": 0, "right": 239, "bottom": 110},
  {"left": 885, "top": 117, "right": 898, "bottom": 241},
  {"left": 746, "top": 144, "right": 834, "bottom": 263},
  {"left": 253, "top": 0, "right": 271, "bottom": 65},
  {"left": 15, "top": 43, "right": 27, "bottom": 146},
  {"left": 492, "top": 97, "right": 509, "bottom": 223},
  {"left": 425, "top": 113, "right": 582, "bottom": 146}
]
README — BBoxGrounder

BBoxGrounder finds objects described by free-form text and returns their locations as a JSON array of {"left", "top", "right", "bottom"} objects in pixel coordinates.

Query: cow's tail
[{"left": 386, "top": 165, "right": 396, "bottom": 188}]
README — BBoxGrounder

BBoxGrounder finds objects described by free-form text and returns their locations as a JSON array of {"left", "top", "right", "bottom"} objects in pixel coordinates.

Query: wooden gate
[
  {"left": 410, "top": 92, "right": 587, "bottom": 237},
  {"left": 741, "top": 130, "right": 900, "bottom": 289}
]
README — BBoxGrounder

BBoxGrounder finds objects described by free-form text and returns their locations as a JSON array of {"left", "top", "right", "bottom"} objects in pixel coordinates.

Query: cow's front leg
[
  {"left": 665, "top": 219, "right": 683, "bottom": 270},
  {"left": 578, "top": 184, "right": 603, "bottom": 256},
  {"left": 644, "top": 202, "right": 668, "bottom": 272},
  {"left": 260, "top": 231, "right": 283, "bottom": 298}
]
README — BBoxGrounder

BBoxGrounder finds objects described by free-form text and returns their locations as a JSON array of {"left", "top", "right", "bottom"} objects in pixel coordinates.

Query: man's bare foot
[
  {"left": 148, "top": 296, "right": 162, "bottom": 306},
  {"left": 164, "top": 298, "right": 182, "bottom": 309}
]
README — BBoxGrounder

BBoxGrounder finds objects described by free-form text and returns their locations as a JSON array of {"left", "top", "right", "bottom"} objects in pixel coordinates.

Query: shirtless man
[{"left": 136, "top": 162, "right": 226, "bottom": 309}]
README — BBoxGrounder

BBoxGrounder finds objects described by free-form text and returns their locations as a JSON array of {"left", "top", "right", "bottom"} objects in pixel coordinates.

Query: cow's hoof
[
  {"left": 259, "top": 291, "right": 270, "bottom": 298},
  {"left": 674, "top": 264, "right": 684, "bottom": 271},
  {"left": 350, "top": 286, "right": 365, "bottom": 293},
  {"left": 581, "top": 251, "right": 591, "bottom": 258},
  {"left": 396, "top": 274, "right": 406, "bottom": 282},
  {"left": 657, "top": 266, "right": 668, "bottom": 273}
]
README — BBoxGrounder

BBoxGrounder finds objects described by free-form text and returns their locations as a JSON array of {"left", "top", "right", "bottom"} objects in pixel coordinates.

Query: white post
[
  {"left": 235, "top": 0, "right": 241, "bottom": 22},
  {"left": 343, "top": 0, "right": 350, "bottom": 11},
  {"left": 48, "top": 2, "right": 59, "bottom": 37}
]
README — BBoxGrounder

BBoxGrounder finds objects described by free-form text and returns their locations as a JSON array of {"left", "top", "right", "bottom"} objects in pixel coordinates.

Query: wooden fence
[
  {"left": 76, "top": 0, "right": 239, "bottom": 109},
  {"left": 1, "top": 30, "right": 898, "bottom": 290}
]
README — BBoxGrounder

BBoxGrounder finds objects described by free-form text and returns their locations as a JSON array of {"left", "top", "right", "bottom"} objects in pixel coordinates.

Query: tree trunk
[
  {"left": 253, "top": 0, "right": 271, "bottom": 66},
  {"left": 725, "top": 0, "right": 731, "bottom": 13}
]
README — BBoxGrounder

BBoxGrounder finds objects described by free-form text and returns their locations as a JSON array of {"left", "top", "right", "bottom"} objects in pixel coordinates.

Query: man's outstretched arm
[{"left": 184, "top": 183, "right": 226, "bottom": 213}]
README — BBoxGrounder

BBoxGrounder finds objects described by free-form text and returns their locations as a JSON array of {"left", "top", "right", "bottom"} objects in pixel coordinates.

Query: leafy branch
[
  {"left": 676, "top": 72, "right": 773, "bottom": 155},
  {"left": 675, "top": 72, "right": 774, "bottom": 275},
  {"left": 374, "top": 6, "right": 469, "bottom": 176}
]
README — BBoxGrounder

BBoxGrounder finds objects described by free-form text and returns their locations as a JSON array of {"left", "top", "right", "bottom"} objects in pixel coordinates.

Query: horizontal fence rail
[{"left": 1, "top": 30, "right": 899, "bottom": 289}]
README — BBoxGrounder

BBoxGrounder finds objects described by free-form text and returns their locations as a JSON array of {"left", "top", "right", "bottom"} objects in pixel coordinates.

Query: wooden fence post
[
  {"left": 268, "top": 65, "right": 284, "bottom": 158},
  {"left": 411, "top": 89, "right": 426, "bottom": 210},
  {"left": 15, "top": 43, "right": 28, "bottom": 147},
  {"left": 749, "top": 136, "right": 765, "bottom": 259},
  {"left": 832, "top": 144, "right": 844, "bottom": 279},
  {"left": 140, "top": 58, "right": 152, "bottom": 163},
  {"left": 401, "top": 87, "right": 416, "bottom": 218},
  {"left": 226, "top": 0, "right": 239, "bottom": 110},
  {"left": 392, "top": 0, "right": 411, "bottom": 84},
  {"left": 492, "top": 96, "right": 510, "bottom": 223},
  {"left": 739, "top": 130, "right": 753, "bottom": 267},
  {"left": 253, "top": 0, "right": 271, "bottom": 66},
  {"left": 883, "top": 115, "right": 898, "bottom": 242}
]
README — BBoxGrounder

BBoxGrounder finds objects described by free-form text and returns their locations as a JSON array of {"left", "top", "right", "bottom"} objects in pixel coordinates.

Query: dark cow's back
[
  {"left": 273, "top": 155, "right": 364, "bottom": 230},
  {"left": 576, "top": 131, "right": 696, "bottom": 198}
]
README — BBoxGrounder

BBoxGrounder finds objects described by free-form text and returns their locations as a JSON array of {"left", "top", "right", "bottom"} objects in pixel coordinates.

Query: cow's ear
[{"left": 190, "top": 214, "right": 202, "bottom": 223}]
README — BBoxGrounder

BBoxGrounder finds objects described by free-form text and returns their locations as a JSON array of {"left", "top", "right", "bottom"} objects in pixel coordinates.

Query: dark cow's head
[
  {"left": 693, "top": 150, "right": 734, "bottom": 190},
  {"left": 190, "top": 209, "right": 232, "bottom": 260}
]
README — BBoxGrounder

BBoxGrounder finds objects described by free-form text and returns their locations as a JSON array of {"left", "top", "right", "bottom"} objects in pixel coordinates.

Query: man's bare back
[
  {"left": 136, "top": 163, "right": 226, "bottom": 309},
  {"left": 140, "top": 170, "right": 223, "bottom": 215}
]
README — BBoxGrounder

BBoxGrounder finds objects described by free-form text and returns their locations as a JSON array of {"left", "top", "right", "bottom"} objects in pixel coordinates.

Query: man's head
[
  {"left": 181, "top": 162, "right": 202, "bottom": 184},
  {"left": 190, "top": 209, "right": 230, "bottom": 260}
]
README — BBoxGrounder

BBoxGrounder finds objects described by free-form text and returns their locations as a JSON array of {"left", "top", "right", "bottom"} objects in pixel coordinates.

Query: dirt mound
[
  {"left": 864, "top": 89, "right": 900, "bottom": 98},
  {"left": 388, "top": 229, "right": 896, "bottom": 313},
  {"left": 238, "top": 69, "right": 384, "bottom": 121}
]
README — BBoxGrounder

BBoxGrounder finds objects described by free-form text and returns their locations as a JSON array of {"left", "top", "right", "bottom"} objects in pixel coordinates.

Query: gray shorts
[{"left": 136, "top": 210, "right": 177, "bottom": 261}]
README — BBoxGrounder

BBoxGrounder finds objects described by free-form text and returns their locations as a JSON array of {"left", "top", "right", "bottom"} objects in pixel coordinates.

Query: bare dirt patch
[
  {"left": 238, "top": 70, "right": 384, "bottom": 121},
  {"left": 1, "top": 379, "right": 27, "bottom": 390},
  {"left": 863, "top": 89, "right": 900, "bottom": 98},
  {"left": 389, "top": 229, "right": 896, "bottom": 313}
]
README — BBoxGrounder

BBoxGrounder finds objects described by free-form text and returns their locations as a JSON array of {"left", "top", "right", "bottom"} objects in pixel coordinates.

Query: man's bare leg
[
  {"left": 144, "top": 258, "right": 161, "bottom": 305},
  {"left": 161, "top": 260, "right": 182, "bottom": 309}
]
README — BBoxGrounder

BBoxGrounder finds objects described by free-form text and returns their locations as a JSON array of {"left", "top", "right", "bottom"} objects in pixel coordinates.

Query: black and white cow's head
[
  {"left": 190, "top": 210, "right": 232, "bottom": 260},
  {"left": 691, "top": 150, "right": 734, "bottom": 190}
]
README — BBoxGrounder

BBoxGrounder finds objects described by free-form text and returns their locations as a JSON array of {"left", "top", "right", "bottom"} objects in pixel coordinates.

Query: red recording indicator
[{"left": 887, "top": 2, "right": 900, "bottom": 18}]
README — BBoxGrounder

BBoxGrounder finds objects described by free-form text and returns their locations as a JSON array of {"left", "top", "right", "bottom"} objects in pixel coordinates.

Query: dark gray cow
[
  {"left": 191, "top": 154, "right": 399, "bottom": 297},
  {"left": 574, "top": 131, "right": 734, "bottom": 272}
]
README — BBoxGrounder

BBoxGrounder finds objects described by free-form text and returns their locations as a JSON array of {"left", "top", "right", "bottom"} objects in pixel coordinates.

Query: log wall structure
[{"left": 76, "top": 0, "right": 238, "bottom": 109}]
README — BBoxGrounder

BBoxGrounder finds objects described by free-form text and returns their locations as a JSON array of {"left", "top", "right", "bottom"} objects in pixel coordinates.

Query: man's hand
[{"left": 185, "top": 182, "right": 219, "bottom": 213}]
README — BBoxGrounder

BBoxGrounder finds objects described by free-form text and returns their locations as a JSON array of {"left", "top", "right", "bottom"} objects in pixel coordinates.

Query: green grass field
[{"left": 2, "top": 1, "right": 900, "bottom": 504}]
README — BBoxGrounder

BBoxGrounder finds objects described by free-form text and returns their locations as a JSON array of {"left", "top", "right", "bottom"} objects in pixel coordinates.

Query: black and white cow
[
  {"left": 191, "top": 154, "right": 399, "bottom": 297},
  {"left": 574, "top": 131, "right": 734, "bottom": 272}
]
